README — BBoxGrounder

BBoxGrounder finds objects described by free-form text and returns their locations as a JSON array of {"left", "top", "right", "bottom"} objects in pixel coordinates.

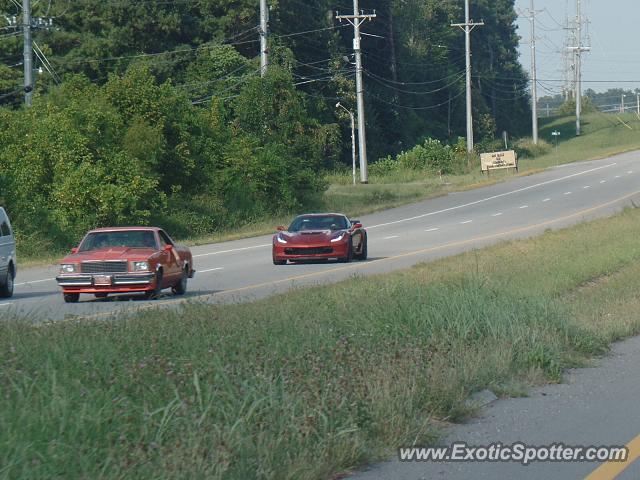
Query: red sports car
[
  {"left": 56, "top": 227, "right": 195, "bottom": 303},
  {"left": 272, "top": 213, "right": 367, "bottom": 265}
]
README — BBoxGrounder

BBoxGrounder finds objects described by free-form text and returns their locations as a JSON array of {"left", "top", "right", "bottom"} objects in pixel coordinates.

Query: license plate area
[{"left": 94, "top": 275, "right": 112, "bottom": 286}]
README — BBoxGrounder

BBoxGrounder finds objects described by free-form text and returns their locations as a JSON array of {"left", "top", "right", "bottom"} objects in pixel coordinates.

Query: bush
[{"left": 514, "top": 138, "right": 552, "bottom": 159}]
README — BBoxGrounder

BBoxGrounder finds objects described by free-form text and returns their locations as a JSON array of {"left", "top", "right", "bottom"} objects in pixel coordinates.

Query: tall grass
[{"left": 5, "top": 208, "right": 640, "bottom": 479}]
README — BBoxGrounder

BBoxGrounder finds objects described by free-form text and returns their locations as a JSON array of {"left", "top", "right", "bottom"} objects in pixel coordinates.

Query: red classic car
[
  {"left": 272, "top": 213, "right": 368, "bottom": 264},
  {"left": 56, "top": 227, "right": 195, "bottom": 303}
]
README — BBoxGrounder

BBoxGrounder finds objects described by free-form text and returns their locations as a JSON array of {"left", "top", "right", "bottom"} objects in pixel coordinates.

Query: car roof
[{"left": 87, "top": 227, "right": 161, "bottom": 233}]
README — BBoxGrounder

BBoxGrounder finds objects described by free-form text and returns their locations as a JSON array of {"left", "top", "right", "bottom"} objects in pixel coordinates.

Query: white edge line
[
  {"left": 0, "top": 302, "right": 12, "bottom": 308},
  {"left": 367, "top": 163, "right": 616, "bottom": 229}
]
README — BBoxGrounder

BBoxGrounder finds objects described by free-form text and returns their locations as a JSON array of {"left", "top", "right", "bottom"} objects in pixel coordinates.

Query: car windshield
[
  {"left": 288, "top": 215, "right": 349, "bottom": 232},
  {"left": 79, "top": 231, "right": 157, "bottom": 252}
]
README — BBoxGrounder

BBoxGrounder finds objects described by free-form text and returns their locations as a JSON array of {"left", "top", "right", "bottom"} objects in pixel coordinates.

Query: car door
[{"left": 158, "top": 230, "right": 181, "bottom": 283}]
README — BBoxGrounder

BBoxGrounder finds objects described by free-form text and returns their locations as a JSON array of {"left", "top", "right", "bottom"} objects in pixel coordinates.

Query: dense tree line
[{"left": 0, "top": 0, "right": 531, "bottom": 250}]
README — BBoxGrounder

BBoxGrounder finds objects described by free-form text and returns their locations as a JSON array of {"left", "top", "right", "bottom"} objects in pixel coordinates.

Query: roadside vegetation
[{"left": 3, "top": 207, "right": 640, "bottom": 479}]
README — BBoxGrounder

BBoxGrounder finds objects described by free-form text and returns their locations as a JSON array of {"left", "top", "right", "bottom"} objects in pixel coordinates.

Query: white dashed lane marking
[
  {"left": 384, "top": 235, "right": 400, "bottom": 240},
  {"left": 584, "top": 185, "right": 591, "bottom": 189},
  {"left": 199, "top": 267, "right": 224, "bottom": 274},
  {"left": 601, "top": 180, "right": 607, "bottom": 184},
  {"left": 425, "top": 228, "right": 440, "bottom": 232},
  {"left": 492, "top": 213, "right": 503, "bottom": 217},
  {"left": 460, "top": 220, "right": 473, "bottom": 225},
  {"left": 543, "top": 198, "right": 551, "bottom": 202},
  {"left": 519, "top": 205, "right": 528, "bottom": 209},
  {"left": 564, "top": 192, "right": 572, "bottom": 195},
  {"left": 15, "top": 278, "right": 55, "bottom": 286},
  {"left": 193, "top": 244, "right": 271, "bottom": 258}
]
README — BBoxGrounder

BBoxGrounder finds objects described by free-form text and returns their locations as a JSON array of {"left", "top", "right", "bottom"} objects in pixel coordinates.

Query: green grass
[{"left": 4, "top": 207, "right": 640, "bottom": 479}]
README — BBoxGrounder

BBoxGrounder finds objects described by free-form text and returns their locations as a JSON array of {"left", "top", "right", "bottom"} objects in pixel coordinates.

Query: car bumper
[
  {"left": 56, "top": 273, "right": 156, "bottom": 293},
  {"left": 273, "top": 242, "right": 349, "bottom": 260}
]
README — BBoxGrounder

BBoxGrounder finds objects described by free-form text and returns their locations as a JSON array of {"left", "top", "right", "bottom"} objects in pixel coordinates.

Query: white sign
[{"left": 480, "top": 150, "right": 518, "bottom": 173}]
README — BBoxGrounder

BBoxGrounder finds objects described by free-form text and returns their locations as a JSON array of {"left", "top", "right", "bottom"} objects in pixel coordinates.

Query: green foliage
[
  {"left": 557, "top": 97, "right": 597, "bottom": 115},
  {"left": 375, "top": 138, "right": 466, "bottom": 175},
  {"left": 0, "top": 66, "right": 327, "bottom": 249},
  {"left": 514, "top": 138, "right": 552, "bottom": 159}
]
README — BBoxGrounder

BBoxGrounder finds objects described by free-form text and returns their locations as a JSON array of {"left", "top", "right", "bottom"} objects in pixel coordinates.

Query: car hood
[
  {"left": 60, "top": 247, "right": 157, "bottom": 264},
  {"left": 279, "top": 230, "right": 346, "bottom": 245}
]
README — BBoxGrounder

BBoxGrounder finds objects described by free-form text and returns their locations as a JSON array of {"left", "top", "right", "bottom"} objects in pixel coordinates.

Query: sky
[{"left": 514, "top": 0, "right": 640, "bottom": 96}]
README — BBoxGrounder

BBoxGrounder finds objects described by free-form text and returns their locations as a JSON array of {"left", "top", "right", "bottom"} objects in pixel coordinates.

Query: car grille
[
  {"left": 285, "top": 247, "right": 333, "bottom": 255},
  {"left": 81, "top": 261, "right": 128, "bottom": 274}
]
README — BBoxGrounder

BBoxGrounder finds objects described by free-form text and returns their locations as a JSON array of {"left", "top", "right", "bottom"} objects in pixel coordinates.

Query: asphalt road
[{"left": 2, "top": 150, "right": 640, "bottom": 322}]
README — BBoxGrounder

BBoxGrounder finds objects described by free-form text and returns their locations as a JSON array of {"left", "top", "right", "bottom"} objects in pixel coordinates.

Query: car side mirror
[
  {"left": 352, "top": 222, "right": 363, "bottom": 229},
  {"left": 164, "top": 244, "right": 173, "bottom": 251},
  {"left": 276, "top": 226, "right": 286, "bottom": 231},
  {"left": 70, "top": 247, "right": 78, "bottom": 254}
]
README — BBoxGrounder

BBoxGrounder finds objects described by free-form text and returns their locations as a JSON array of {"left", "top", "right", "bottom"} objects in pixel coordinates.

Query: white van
[{"left": 0, "top": 207, "right": 16, "bottom": 297}]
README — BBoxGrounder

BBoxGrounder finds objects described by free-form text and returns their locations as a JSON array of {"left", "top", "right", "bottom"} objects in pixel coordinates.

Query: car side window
[
  {"left": 159, "top": 231, "right": 174, "bottom": 247},
  {"left": 0, "top": 221, "right": 10, "bottom": 237}
]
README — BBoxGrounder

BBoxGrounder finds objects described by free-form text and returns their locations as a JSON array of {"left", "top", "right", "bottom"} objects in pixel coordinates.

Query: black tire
[
  {"left": 63, "top": 293, "right": 80, "bottom": 303},
  {"left": 0, "top": 265, "right": 14, "bottom": 298},
  {"left": 356, "top": 235, "right": 368, "bottom": 261},
  {"left": 338, "top": 238, "right": 353, "bottom": 263},
  {"left": 172, "top": 267, "right": 188, "bottom": 295},
  {"left": 273, "top": 252, "right": 287, "bottom": 265},
  {"left": 94, "top": 293, "right": 108, "bottom": 299},
  {"left": 144, "top": 270, "right": 163, "bottom": 300}
]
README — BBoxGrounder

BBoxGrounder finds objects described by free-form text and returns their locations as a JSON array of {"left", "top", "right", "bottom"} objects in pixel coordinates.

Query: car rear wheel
[
  {"left": 172, "top": 267, "right": 188, "bottom": 295},
  {"left": 64, "top": 293, "right": 80, "bottom": 303},
  {"left": 0, "top": 266, "right": 14, "bottom": 298},
  {"left": 356, "top": 235, "right": 368, "bottom": 261},
  {"left": 144, "top": 270, "right": 163, "bottom": 300}
]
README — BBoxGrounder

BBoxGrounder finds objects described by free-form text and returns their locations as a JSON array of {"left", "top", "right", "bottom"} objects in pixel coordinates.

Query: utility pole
[
  {"left": 524, "top": 0, "right": 541, "bottom": 144},
  {"left": 569, "top": 0, "right": 590, "bottom": 136},
  {"left": 336, "top": 2, "right": 376, "bottom": 184},
  {"left": 452, "top": 0, "right": 484, "bottom": 153},
  {"left": 336, "top": 103, "right": 357, "bottom": 186},
  {"left": 621, "top": 94, "right": 625, "bottom": 114},
  {"left": 22, "top": 0, "right": 33, "bottom": 106},
  {"left": 259, "top": 0, "right": 268, "bottom": 77}
]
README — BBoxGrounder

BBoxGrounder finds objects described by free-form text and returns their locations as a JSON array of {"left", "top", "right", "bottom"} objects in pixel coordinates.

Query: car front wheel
[
  {"left": 63, "top": 293, "right": 80, "bottom": 303},
  {"left": 0, "top": 266, "right": 14, "bottom": 298},
  {"left": 172, "top": 267, "right": 188, "bottom": 295},
  {"left": 145, "top": 270, "right": 163, "bottom": 300}
]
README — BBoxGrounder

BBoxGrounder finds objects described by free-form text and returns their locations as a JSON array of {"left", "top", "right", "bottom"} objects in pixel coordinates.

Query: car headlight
[
  {"left": 60, "top": 264, "right": 76, "bottom": 274},
  {"left": 330, "top": 233, "right": 346, "bottom": 243},
  {"left": 277, "top": 234, "right": 288, "bottom": 244},
  {"left": 132, "top": 261, "right": 150, "bottom": 272}
]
